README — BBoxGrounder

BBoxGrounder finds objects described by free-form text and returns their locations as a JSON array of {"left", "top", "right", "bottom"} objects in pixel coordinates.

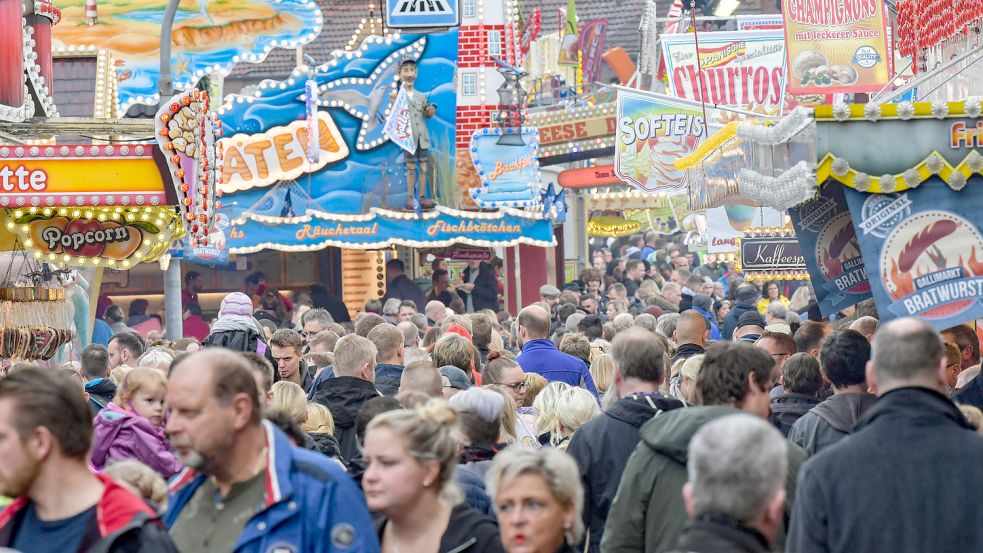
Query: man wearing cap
[
  {"left": 540, "top": 284, "right": 561, "bottom": 310},
  {"left": 722, "top": 284, "right": 761, "bottom": 340},
  {"left": 734, "top": 311, "right": 766, "bottom": 343},
  {"left": 439, "top": 365, "right": 471, "bottom": 399},
  {"left": 690, "top": 294, "right": 720, "bottom": 341}
]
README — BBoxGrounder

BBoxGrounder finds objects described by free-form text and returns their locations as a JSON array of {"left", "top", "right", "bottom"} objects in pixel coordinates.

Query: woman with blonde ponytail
[{"left": 363, "top": 399, "right": 505, "bottom": 553}]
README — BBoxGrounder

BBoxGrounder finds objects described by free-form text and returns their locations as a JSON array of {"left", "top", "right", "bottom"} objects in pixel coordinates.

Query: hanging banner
[
  {"left": 383, "top": 88, "right": 417, "bottom": 154},
  {"left": 789, "top": 183, "right": 872, "bottom": 316},
  {"left": 661, "top": 30, "right": 788, "bottom": 110},
  {"left": 520, "top": 8, "right": 542, "bottom": 55},
  {"left": 706, "top": 204, "right": 785, "bottom": 253},
  {"left": 843, "top": 181, "right": 983, "bottom": 330},
  {"left": 615, "top": 90, "right": 719, "bottom": 193},
  {"left": 782, "top": 0, "right": 891, "bottom": 95},
  {"left": 578, "top": 20, "right": 608, "bottom": 84}
]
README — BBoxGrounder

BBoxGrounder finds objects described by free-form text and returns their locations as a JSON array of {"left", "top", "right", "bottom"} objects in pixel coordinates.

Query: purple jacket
[{"left": 91, "top": 403, "right": 183, "bottom": 478}]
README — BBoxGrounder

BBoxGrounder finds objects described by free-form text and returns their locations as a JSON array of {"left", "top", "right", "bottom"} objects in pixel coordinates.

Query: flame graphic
[{"left": 887, "top": 245, "right": 983, "bottom": 301}]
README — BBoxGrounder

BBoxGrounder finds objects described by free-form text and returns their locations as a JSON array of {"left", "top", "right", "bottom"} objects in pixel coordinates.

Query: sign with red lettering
[
  {"left": 537, "top": 115, "right": 617, "bottom": 146},
  {"left": 782, "top": 0, "right": 891, "bottom": 94},
  {"left": 661, "top": 30, "right": 788, "bottom": 110}
]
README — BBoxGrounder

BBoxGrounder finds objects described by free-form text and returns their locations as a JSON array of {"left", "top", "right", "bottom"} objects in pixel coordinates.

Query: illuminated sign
[
  {"left": 7, "top": 206, "right": 182, "bottom": 268},
  {"left": 469, "top": 127, "right": 542, "bottom": 208},
  {"left": 219, "top": 111, "right": 349, "bottom": 193},
  {"left": 0, "top": 145, "right": 167, "bottom": 208}
]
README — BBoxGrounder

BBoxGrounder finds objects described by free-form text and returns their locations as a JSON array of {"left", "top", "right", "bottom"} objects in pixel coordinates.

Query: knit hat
[
  {"left": 219, "top": 292, "right": 253, "bottom": 318},
  {"left": 736, "top": 284, "right": 760, "bottom": 305},
  {"left": 736, "top": 311, "right": 766, "bottom": 330},
  {"left": 439, "top": 365, "right": 472, "bottom": 391},
  {"left": 692, "top": 294, "right": 713, "bottom": 313}
]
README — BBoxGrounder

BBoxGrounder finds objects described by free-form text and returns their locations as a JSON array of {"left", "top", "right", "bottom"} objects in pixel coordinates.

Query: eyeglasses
[{"left": 502, "top": 381, "right": 527, "bottom": 391}]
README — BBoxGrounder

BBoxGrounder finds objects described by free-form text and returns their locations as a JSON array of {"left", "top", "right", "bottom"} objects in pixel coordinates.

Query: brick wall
[
  {"left": 458, "top": 24, "right": 507, "bottom": 68},
  {"left": 455, "top": 103, "right": 497, "bottom": 148}
]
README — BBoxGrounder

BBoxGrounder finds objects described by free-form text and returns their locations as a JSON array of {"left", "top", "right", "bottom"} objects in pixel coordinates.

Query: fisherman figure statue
[{"left": 391, "top": 59, "right": 437, "bottom": 209}]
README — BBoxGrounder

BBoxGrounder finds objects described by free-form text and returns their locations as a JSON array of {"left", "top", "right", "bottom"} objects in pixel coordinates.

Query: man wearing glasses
[{"left": 301, "top": 308, "right": 333, "bottom": 344}]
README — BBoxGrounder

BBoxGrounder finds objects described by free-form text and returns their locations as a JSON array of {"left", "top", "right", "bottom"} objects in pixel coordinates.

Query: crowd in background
[{"left": 2, "top": 229, "right": 983, "bottom": 552}]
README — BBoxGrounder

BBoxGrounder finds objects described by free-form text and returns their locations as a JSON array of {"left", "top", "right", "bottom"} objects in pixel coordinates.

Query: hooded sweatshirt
[
  {"left": 375, "top": 503, "right": 504, "bottom": 553},
  {"left": 787, "top": 392, "right": 877, "bottom": 455},
  {"left": 567, "top": 392, "right": 684, "bottom": 553},
  {"left": 91, "top": 403, "right": 183, "bottom": 478},
  {"left": 601, "top": 406, "right": 805, "bottom": 553},
  {"left": 310, "top": 376, "right": 380, "bottom": 463}
]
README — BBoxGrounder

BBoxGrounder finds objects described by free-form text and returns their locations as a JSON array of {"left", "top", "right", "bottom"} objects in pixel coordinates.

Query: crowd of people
[{"left": 2, "top": 231, "right": 983, "bottom": 553}]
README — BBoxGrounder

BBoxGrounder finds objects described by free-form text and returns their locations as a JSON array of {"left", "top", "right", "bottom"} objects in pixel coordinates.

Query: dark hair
[
  {"left": 399, "top": 300, "right": 417, "bottom": 312},
  {"left": 186, "top": 302, "right": 203, "bottom": 316},
  {"left": 782, "top": 352, "right": 823, "bottom": 396},
  {"left": 490, "top": 257, "right": 503, "bottom": 270},
  {"left": 355, "top": 396, "right": 403, "bottom": 444},
  {"left": 761, "top": 281, "right": 780, "bottom": 299},
  {"left": 943, "top": 324, "right": 981, "bottom": 365},
  {"left": 432, "top": 269, "right": 449, "bottom": 282},
  {"left": 470, "top": 313, "right": 492, "bottom": 349},
  {"left": 611, "top": 327, "right": 667, "bottom": 384},
  {"left": 128, "top": 299, "right": 149, "bottom": 317},
  {"left": 265, "top": 411, "right": 307, "bottom": 446},
  {"left": 184, "top": 271, "right": 201, "bottom": 285},
  {"left": 104, "top": 305, "right": 124, "bottom": 323},
  {"left": 556, "top": 303, "right": 578, "bottom": 324},
  {"left": 854, "top": 298, "right": 879, "bottom": 319},
  {"left": 818, "top": 329, "right": 870, "bottom": 388},
  {"left": 483, "top": 351, "right": 520, "bottom": 385},
  {"left": 625, "top": 259, "right": 644, "bottom": 273},
  {"left": 431, "top": 258, "right": 445, "bottom": 271},
  {"left": 794, "top": 321, "right": 828, "bottom": 354},
  {"left": 111, "top": 331, "right": 145, "bottom": 359},
  {"left": 756, "top": 331, "right": 796, "bottom": 355},
  {"left": 398, "top": 58, "right": 418, "bottom": 69},
  {"left": 355, "top": 313, "right": 388, "bottom": 338},
  {"left": 458, "top": 410, "right": 500, "bottom": 445},
  {"left": 364, "top": 298, "right": 383, "bottom": 314},
  {"left": 245, "top": 272, "right": 265, "bottom": 286},
  {"left": 577, "top": 314, "right": 603, "bottom": 341},
  {"left": 806, "top": 300, "right": 824, "bottom": 322},
  {"left": 0, "top": 368, "right": 92, "bottom": 458},
  {"left": 698, "top": 342, "right": 773, "bottom": 407},
  {"left": 386, "top": 258, "right": 406, "bottom": 273},
  {"left": 80, "top": 344, "right": 110, "bottom": 380}
]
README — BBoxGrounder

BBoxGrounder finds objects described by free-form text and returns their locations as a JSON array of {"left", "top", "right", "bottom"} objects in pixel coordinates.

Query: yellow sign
[
  {"left": 782, "top": 0, "right": 891, "bottom": 94},
  {"left": 537, "top": 115, "right": 617, "bottom": 146},
  {"left": 0, "top": 145, "right": 166, "bottom": 207},
  {"left": 219, "top": 111, "right": 349, "bottom": 193}
]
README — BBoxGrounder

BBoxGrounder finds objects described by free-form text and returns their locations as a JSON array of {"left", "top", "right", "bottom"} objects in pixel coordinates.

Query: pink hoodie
[{"left": 90, "top": 403, "right": 183, "bottom": 478}]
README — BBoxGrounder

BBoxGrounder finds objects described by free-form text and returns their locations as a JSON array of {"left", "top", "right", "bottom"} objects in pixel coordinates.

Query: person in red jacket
[{"left": 0, "top": 368, "right": 177, "bottom": 553}]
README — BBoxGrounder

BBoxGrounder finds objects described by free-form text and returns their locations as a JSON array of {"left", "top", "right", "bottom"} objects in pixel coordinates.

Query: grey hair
[
  {"left": 137, "top": 347, "right": 173, "bottom": 370},
  {"left": 566, "top": 312, "right": 586, "bottom": 333},
  {"left": 766, "top": 301, "right": 788, "bottom": 321},
  {"left": 410, "top": 312, "right": 428, "bottom": 331},
  {"left": 612, "top": 313, "right": 633, "bottom": 334},
  {"left": 656, "top": 313, "right": 680, "bottom": 340},
  {"left": 448, "top": 387, "right": 505, "bottom": 423},
  {"left": 301, "top": 308, "right": 334, "bottom": 328},
  {"left": 486, "top": 446, "right": 585, "bottom": 545},
  {"left": 383, "top": 298, "right": 402, "bottom": 316},
  {"left": 633, "top": 313, "right": 658, "bottom": 333},
  {"left": 687, "top": 414, "right": 787, "bottom": 523}
]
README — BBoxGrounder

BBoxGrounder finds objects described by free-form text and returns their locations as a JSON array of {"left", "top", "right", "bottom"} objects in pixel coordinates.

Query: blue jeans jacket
[{"left": 166, "top": 422, "right": 380, "bottom": 553}]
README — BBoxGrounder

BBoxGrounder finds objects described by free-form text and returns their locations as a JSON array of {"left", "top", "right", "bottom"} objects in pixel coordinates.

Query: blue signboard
[
  {"left": 469, "top": 128, "right": 542, "bottom": 208},
  {"left": 386, "top": 0, "right": 461, "bottom": 29},
  {"left": 788, "top": 184, "right": 872, "bottom": 316}
]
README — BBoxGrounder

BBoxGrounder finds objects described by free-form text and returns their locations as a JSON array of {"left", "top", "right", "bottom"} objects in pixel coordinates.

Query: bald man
[
  {"left": 516, "top": 305, "right": 598, "bottom": 395},
  {"left": 849, "top": 316, "right": 878, "bottom": 342},
  {"left": 671, "top": 310, "right": 709, "bottom": 365}
]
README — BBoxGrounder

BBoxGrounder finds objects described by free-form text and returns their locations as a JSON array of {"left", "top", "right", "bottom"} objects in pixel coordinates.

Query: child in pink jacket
[{"left": 91, "top": 367, "right": 182, "bottom": 478}]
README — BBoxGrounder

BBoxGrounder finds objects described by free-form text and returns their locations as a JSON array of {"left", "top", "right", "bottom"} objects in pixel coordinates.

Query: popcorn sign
[{"left": 615, "top": 90, "right": 714, "bottom": 193}]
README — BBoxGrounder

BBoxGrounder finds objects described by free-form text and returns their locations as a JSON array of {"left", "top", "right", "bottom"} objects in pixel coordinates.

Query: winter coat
[
  {"left": 310, "top": 376, "right": 380, "bottom": 463},
  {"left": 670, "top": 343, "right": 705, "bottom": 367},
  {"left": 309, "top": 432, "right": 344, "bottom": 460},
  {"left": 516, "top": 339, "right": 598, "bottom": 395},
  {"left": 85, "top": 378, "right": 117, "bottom": 416},
  {"left": 375, "top": 503, "right": 504, "bottom": 553},
  {"left": 787, "top": 387, "right": 983, "bottom": 553},
  {"left": 954, "top": 371, "right": 983, "bottom": 409},
  {"left": 166, "top": 422, "right": 379, "bottom": 553},
  {"left": 769, "top": 392, "right": 822, "bottom": 437},
  {"left": 91, "top": 404, "right": 183, "bottom": 478},
  {"left": 601, "top": 406, "right": 805, "bottom": 553},
  {"left": 458, "top": 262, "right": 500, "bottom": 312},
  {"left": 383, "top": 275, "right": 427, "bottom": 312},
  {"left": 0, "top": 473, "right": 178, "bottom": 553},
  {"left": 374, "top": 363, "right": 404, "bottom": 397},
  {"left": 202, "top": 316, "right": 276, "bottom": 368},
  {"left": 787, "top": 392, "right": 877, "bottom": 455},
  {"left": 721, "top": 302, "right": 757, "bottom": 341},
  {"left": 457, "top": 466, "right": 494, "bottom": 517},
  {"left": 566, "top": 392, "right": 684, "bottom": 553},
  {"left": 664, "top": 515, "right": 771, "bottom": 553}
]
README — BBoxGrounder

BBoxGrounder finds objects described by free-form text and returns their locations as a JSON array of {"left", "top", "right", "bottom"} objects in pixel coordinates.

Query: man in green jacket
[{"left": 601, "top": 341, "right": 806, "bottom": 553}]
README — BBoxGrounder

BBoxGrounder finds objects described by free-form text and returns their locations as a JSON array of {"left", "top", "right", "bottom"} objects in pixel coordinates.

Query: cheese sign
[
  {"left": 219, "top": 111, "right": 349, "bottom": 193},
  {"left": 661, "top": 30, "right": 788, "bottom": 110}
]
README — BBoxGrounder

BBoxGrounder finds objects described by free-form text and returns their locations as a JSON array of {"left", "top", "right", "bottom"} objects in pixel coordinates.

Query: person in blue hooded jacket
[
  {"left": 164, "top": 349, "right": 379, "bottom": 553},
  {"left": 516, "top": 305, "right": 598, "bottom": 396}
]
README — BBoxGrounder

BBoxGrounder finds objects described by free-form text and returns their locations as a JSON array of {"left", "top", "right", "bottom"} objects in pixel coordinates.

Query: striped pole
[{"left": 85, "top": 0, "right": 97, "bottom": 25}]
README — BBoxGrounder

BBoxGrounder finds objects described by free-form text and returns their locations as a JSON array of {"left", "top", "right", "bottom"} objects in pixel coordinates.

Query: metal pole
[{"left": 160, "top": 0, "right": 183, "bottom": 340}]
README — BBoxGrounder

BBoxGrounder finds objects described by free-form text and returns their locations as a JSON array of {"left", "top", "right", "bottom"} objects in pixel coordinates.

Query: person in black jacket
[
  {"left": 458, "top": 260, "right": 499, "bottom": 313},
  {"left": 567, "top": 328, "right": 684, "bottom": 553},
  {"left": 308, "top": 283, "right": 351, "bottom": 323},
  {"left": 81, "top": 344, "right": 116, "bottom": 415},
  {"left": 665, "top": 415, "right": 788, "bottom": 553},
  {"left": 202, "top": 292, "right": 278, "bottom": 370},
  {"left": 311, "top": 334, "right": 381, "bottom": 463},
  {"left": 382, "top": 258, "right": 427, "bottom": 312},
  {"left": 364, "top": 401, "right": 504, "bottom": 553},
  {"left": 768, "top": 353, "right": 822, "bottom": 437},
  {"left": 721, "top": 284, "right": 760, "bottom": 340},
  {"left": 787, "top": 318, "right": 983, "bottom": 553}
]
